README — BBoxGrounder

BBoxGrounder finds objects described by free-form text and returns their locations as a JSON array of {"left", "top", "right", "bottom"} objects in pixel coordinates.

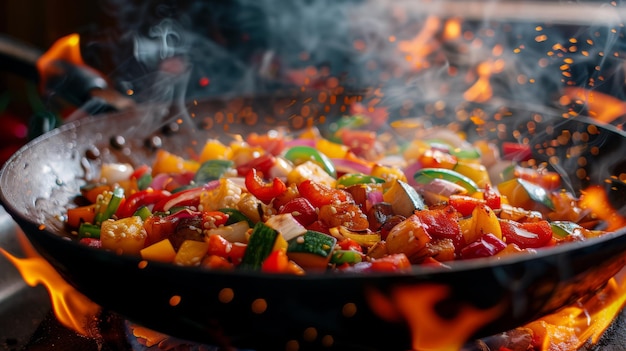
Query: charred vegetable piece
[
  {"left": 382, "top": 179, "right": 426, "bottom": 217},
  {"left": 413, "top": 168, "right": 479, "bottom": 194},
  {"left": 287, "top": 230, "right": 337, "bottom": 270},
  {"left": 240, "top": 222, "right": 280, "bottom": 270}
]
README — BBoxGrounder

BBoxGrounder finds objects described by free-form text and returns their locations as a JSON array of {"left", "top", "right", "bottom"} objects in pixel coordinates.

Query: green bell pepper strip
[
  {"left": 330, "top": 249, "right": 363, "bottom": 265},
  {"left": 94, "top": 187, "right": 124, "bottom": 225},
  {"left": 78, "top": 223, "right": 101, "bottom": 239},
  {"left": 283, "top": 145, "right": 336, "bottom": 178},
  {"left": 194, "top": 159, "right": 234, "bottom": 184},
  {"left": 413, "top": 168, "right": 479, "bottom": 194},
  {"left": 337, "top": 173, "right": 386, "bottom": 187}
]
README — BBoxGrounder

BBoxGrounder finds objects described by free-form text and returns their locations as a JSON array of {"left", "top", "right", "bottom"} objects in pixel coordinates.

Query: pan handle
[{"left": 0, "top": 34, "right": 136, "bottom": 137}]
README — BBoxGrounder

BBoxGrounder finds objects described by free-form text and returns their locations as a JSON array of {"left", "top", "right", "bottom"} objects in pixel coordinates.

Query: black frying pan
[{"left": 2, "top": 92, "right": 626, "bottom": 351}]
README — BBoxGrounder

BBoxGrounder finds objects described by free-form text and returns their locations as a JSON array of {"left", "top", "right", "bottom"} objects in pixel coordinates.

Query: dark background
[{"left": 0, "top": 1, "right": 108, "bottom": 165}]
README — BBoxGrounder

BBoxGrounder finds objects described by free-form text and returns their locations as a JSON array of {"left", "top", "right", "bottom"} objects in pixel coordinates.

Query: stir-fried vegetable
[{"left": 64, "top": 115, "right": 613, "bottom": 274}]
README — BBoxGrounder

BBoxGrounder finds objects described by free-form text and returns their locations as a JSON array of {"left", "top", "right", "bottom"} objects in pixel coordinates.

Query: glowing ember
[{"left": 0, "top": 229, "right": 101, "bottom": 337}]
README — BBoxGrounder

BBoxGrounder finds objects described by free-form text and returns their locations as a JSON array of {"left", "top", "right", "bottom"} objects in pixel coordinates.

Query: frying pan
[
  {"left": 3, "top": 28, "right": 626, "bottom": 350},
  {"left": 2, "top": 90, "right": 626, "bottom": 351}
]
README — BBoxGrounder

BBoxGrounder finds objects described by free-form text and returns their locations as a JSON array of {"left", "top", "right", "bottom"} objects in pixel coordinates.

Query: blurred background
[{"left": 0, "top": 1, "right": 109, "bottom": 166}]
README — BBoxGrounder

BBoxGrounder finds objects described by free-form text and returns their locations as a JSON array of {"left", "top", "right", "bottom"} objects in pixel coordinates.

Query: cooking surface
[{"left": 1, "top": 205, "right": 625, "bottom": 351}]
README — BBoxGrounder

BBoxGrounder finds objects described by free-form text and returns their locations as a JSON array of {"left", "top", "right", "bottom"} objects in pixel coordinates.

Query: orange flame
[
  {"left": 398, "top": 15, "right": 444, "bottom": 70},
  {"left": 463, "top": 59, "right": 505, "bottom": 103},
  {"left": 0, "top": 229, "right": 101, "bottom": 336},
  {"left": 579, "top": 185, "right": 626, "bottom": 231},
  {"left": 35, "top": 33, "right": 86, "bottom": 91},
  {"left": 367, "top": 284, "right": 504, "bottom": 351},
  {"left": 562, "top": 87, "right": 626, "bottom": 124},
  {"left": 525, "top": 268, "right": 626, "bottom": 351}
]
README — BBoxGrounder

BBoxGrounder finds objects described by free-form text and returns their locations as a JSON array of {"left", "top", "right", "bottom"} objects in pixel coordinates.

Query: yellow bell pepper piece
[
  {"left": 140, "top": 238, "right": 177, "bottom": 263},
  {"left": 199, "top": 139, "right": 233, "bottom": 162},
  {"left": 174, "top": 240, "right": 209, "bottom": 266},
  {"left": 152, "top": 149, "right": 200, "bottom": 175}
]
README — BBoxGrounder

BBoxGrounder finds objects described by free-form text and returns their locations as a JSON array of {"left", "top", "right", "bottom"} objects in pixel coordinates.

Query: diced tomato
[
  {"left": 297, "top": 179, "right": 350, "bottom": 208},
  {"left": 413, "top": 207, "right": 465, "bottom": 250},
  {"left": 306, "top": 220, "right": 331, "bottom": 235},
  {"left": 418, "top": 149, "right": 458, "bottom": 169},
  {"left": 514, "top": 166, "right": 561, "bottom": 190},
  {"left": 278, "top": 197, "right": 317, "bottom": 226},
  {"left": 116, "top": 189, "right": 171, "bottom": 218},
  {"left": 502, "top": 142, "right": 532, "bottom": 161},
  {"left": 201, "top": 211, "right": 229, "bottom": 229},
  {"left": 500, "top": 219, "right": 553, "bottom": 249},
  {"left": 130, "top": 164, "right": 151, "bottom": 180},
  {"left": 246, "top": 132, "right": 286, "bottom": 156},
  {"left": 318, "top": 202, "right": 369, "bottom": 231},
  {"left": 79, "top": 237, "right": 102, "bottom": 248},
  {"left": 338, "top": 129, "right": 378, "bottom": 158},
  {"left": 369, "top": 253, "right": 412, "bottom": 272},
  {"left": 336, "top": 238, "right": 363, "bottom": 253},
  {"left": 207, "top": 234, "right": 233, "bottom": 258},
  {"left": 448, "top": 195, "right": 483, "bottom": 217},
  {"left": 244, "top": 168, "right": 287, "bottom": 204},
  {"left": 236, "top": 153, "right": 276, "bottom": 177},
  {"left": 483, "top": 183, "right": 501, "bottom": 210},
  {"left": 202, "top": 255, "right": 234, "bottom": 270},
  {"left": 459, "top": 233, "right": 506, "bottom": 259},
  {"left": 261, "top": 250, "right": 290, "bottom": 273}
]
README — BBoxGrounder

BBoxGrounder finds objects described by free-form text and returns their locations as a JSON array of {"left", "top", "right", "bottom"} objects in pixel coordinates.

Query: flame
[
  {"left": 398, "top": 15, "right": 444, "bottom": 70},
  {"left": 562, "top": 87, "right": 626, "bottom": 124},
  {"left": 367, "top": 284, "right": 504, "bottom": 351},
  {"left": 525, "top": 268, "right": 626, "bottom": 351},
  {"left": 0, "top": 229, "right": 101, "bottom": 336},
  {"left": 463, "top": 59, "right": 505, "bottom": 103},
  {"left": 579, "top": 185, "right": 626, "bottom": 231},
  {"left": 35, "top": 33, "right": 86, "bottom": 92}
]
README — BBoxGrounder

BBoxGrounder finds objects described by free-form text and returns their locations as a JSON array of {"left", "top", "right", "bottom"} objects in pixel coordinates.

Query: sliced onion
[
  {"left": 284, "top": 138, "right": 315, "bottom": 148},
  {"left": 150, "top": 173, "right": 172, "bottom": 190},
  {"left": 403, "top": 161, "right": 423, "bottom": 186},
  {"left": 100, "top": 163, "right": 134, "bottom": 184},
  {"left": 331, "top": 158, "right": 372, "bottom": 175}
]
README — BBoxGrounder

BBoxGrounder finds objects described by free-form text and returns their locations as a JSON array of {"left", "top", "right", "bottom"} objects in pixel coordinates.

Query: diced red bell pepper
[
  {"left": 278, "top": 197, "right": 317, "bottom": 226},
  {"left": 130, "top": 164, "right": 151, "bottom": 180},
  {"left": 236, "top": 153, "right": 276, "bottom": 177},
  {"left": 448, "top": 195, "right": 484, "bottom": 217},
  {"left": 201, "top": 211, "right": 230, "bottom": 229},
  {"left": 245, "top": 132, "right": 286, "bottom": 156},
  {"left": 500, "top": 219, "right": 553, "bottom": 249},
  {"left": 261, "top": 250, "right": 290, "bottom": 273},
  {"left": 413, "top": 206, "right": 465, "bottom": 250},
  {"left": 206, "top": 234, "right": 247, "bottom": 266},
  {"left": 245, "top": 168, "right": 287, "bottom": 204},
  {"left": 502, "top": 142, "right": 532, "bottom": 161},
  {"left": 152, "top": 182, "right": 219, "bottom": 212},
  {"left": 483, "top": 183, "right": 501, "bottom": 210},
  {"left": 116, "top": 189, "right": 171, "bottom": 218},
  {"left": 336, "top": 237, "right": 364, "bottom": 253},
  {"left": 459, "top": 233, "right": 506, "bottom": 259},
  {"left": 369, "top": 253, "right": 411, "bottom": 272},
  {"left": 297, "top": 179, "right": 350, "bottom": 208}
]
